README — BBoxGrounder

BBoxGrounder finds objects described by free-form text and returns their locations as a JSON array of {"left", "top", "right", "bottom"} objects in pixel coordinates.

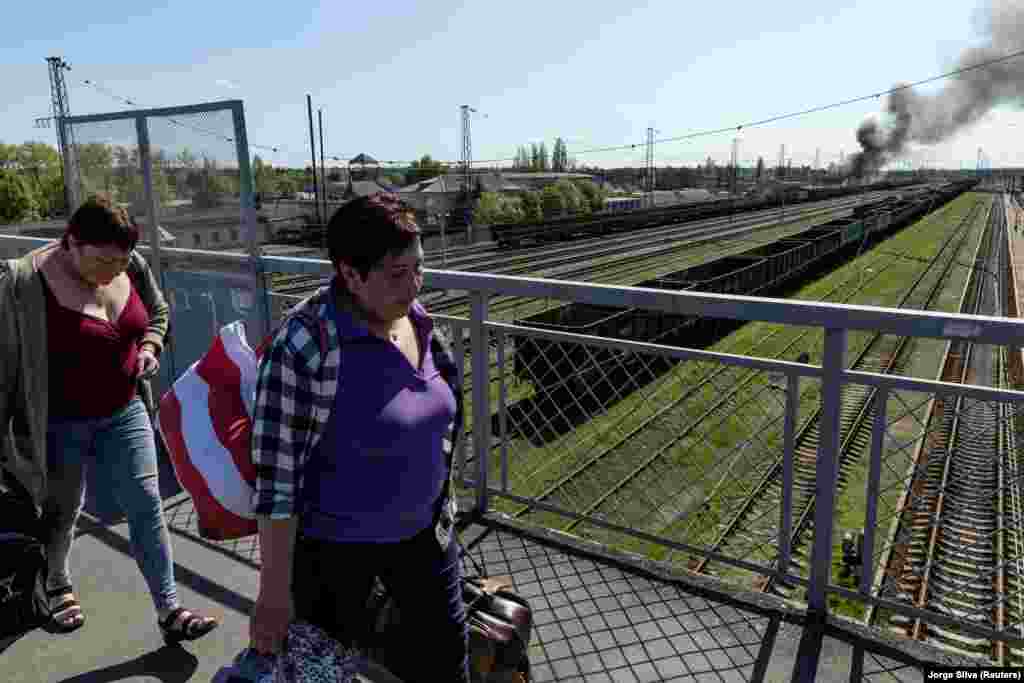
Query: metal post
[
  {"left": 862, "top": 388, "right": 888, "bottom": 594},
  {"left": 318, "top": 108, "right": 328, "bottom": 226},
  {"left": 136, "top": 116, "right": 163, "bottom": 293},
  {"left": 233, "top": 102, "right": 269, "bottom": 341},
  {"left": 470, "top": 292, "right": 492, "bottom": 512},
  {"left": 496, "top": 329, "right": 509, "bottom": 493},
  {"left": 808, "top": 327, "right": 846, "bottom": 613},
  {"left": 440, "top": 212, "right": 448, "bottom": 267},
  {"left": 778, "top": 371, "right": 800, "bottom": 576},
  {"left": 307, "top": 95, "right": 320, "bottom": 227},
  {"left": 451, "top": 322, "right": 469, "bottom": 485},
  {"left": 792, "top": 329, "right": 844, "bottom": 683}
]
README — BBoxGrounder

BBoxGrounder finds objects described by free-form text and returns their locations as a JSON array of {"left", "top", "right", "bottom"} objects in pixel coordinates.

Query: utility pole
[
  {"left": 645, "top": 127, "right": 656, "bottom": 207},
  {"left": 306, "top": 94, "right": 320, "bottom": 228},
  {"left": 460, "top": 105, "right": 475, "bottom": 194},
  {"left": 730, "top": 137, "right": 739, "bottom": 196},
  {"left": 318, "top": 108, "right": 328, "bottom": 227},
  {"left": 46, "top": 56, "right": 79, "bottom": 215},
  {"left": 778, "top": 144, "right": 786, "bottom": 180}
]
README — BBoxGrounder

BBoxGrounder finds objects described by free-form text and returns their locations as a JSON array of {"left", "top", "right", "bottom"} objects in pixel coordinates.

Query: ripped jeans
[{"left": 44, "top": 397, "right": 178, "bottom": 613}]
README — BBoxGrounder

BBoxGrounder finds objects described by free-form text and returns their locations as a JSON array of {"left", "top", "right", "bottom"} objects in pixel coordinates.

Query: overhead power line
[
  {"left": 468, "top": 46, "right": 1024, "bottom": 165},
  {"left": 73, "top": 45, "right": 1024, "bottom": 170},
  {"left": 79, "top": 78, "right": 282, "bottom": 154}
]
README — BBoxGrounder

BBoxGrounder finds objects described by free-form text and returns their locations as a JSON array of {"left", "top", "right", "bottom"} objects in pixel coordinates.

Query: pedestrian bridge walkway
[{"left": 1, "top": 232, "right": 1016, "bottom": 682}]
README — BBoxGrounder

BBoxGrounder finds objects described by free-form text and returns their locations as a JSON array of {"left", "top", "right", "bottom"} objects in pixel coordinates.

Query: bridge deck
[{"left": 2, "top": 477, "right": 974, "bottom": 683}]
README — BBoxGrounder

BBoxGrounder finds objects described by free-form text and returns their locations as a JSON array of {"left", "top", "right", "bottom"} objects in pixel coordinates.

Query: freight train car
[
  {"left": 491, "top": 178, "right": 921, "bottom": 248},
  {"left": 511, "top": 180, "right": 976, "bottom": 398}
]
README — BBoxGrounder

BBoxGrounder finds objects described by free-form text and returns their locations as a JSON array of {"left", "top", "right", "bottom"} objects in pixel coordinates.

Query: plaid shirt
[{"left": 251, "top": 282, "right": 464, "bottom": 521}]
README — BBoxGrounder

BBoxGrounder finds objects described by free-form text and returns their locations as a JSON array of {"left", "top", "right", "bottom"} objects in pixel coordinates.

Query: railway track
[
  {"left": 680, "top": 198, "right": 988, "bottom": 584},
  {"left": 506, "top": 256, "right": 897, "bottom": 525},
  {"left": 502, "top": 197, "right": 985, "bottom": 538},
  {"left": 429, "top": 195, "right": 896, "bottom": 319},
  {"left": 267, "top": 193, "right": 894, "bottom": 302},
  {"left": 866, "top": 196, "right": 1024, "bottom": 664}
]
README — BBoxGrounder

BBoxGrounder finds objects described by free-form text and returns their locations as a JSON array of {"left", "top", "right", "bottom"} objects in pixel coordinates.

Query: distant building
[{"left": 396, "top": 171, "right": 593, "bottom": 217}]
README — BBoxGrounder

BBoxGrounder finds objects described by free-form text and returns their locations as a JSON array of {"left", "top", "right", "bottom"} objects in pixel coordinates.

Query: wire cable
[
  {"left": 80, "top": 78, "right": 282, "bottom": 154},
  {"left": 76, "top": 46, "right": 1024, "bottom": 171},
  {"left": 469, "top": 46, "right": 1024, "bottom": 165}
]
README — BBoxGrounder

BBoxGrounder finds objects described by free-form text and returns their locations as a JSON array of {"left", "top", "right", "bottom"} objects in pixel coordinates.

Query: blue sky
[{"left": 3, "top": 1, "right": 1021, "bottom": 171}]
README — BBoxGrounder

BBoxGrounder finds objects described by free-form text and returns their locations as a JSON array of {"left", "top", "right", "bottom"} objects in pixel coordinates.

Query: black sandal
[
  {"left": 46, "top": 585, "right": 85, "bottom": 634},
  {"left": 158, "top": 607, "right": 220, "bottom": 645}
]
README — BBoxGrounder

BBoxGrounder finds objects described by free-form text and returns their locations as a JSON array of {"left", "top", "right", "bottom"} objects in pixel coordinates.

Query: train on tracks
[
  {"left": 512, "top": 180, "right": 978, "bottom": 399},
  {"left": 490, "top": 178, "right": 921, "bottom": 249}
]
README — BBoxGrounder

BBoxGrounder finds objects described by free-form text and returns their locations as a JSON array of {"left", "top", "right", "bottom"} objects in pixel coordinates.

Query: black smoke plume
[{"left": 849, "top": 0, "right": 1024, "bottom": 177}]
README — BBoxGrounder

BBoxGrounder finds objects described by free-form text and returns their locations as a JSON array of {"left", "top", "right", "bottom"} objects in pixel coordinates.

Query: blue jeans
[{"left": 44, "top": 397, "right": 178, "bottom": 613}]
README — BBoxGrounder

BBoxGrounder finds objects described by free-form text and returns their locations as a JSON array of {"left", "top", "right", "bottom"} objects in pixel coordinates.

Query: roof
[
  {"left": 501, "top": 172, "right": 593, "bottom": 180},
  {"left": 322, "top": 180, "right": 390, "bottom": 198},
  {"left": 348, "top": 152, "right": 379, "bottom": 165},
  {"left": 396, "top": 171, "right": 589, "bottom": 195}
]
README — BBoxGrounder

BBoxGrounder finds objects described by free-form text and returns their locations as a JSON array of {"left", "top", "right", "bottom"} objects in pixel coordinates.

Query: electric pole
[
  {"left": 730, "top": 137, "right": 740, "bottom": 195},
  {"left": 645, "top": 127, "right": 656, "bottom": 206},
  {"left": 778, "top": 144, "right": 786, "bottom": 180},
  {"left": 460, "top": 105, "right": 475, "bottom": 195},
  {"left": 318, "top": 108, "right": 327, "bottom": 225},
  {"left": 306, "top": 94, "right": 320, "bottom": 227},
  {"left": 46, "top": 56, "right": 80, "bottom": 214}
]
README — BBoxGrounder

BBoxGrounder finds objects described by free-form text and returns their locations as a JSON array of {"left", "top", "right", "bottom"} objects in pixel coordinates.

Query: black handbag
[
  {"left": 0, "top": 476, "right": 48, "bottom": 640},
  {"left": 366, "top": 544, "right": 534, "bottom": 683}
]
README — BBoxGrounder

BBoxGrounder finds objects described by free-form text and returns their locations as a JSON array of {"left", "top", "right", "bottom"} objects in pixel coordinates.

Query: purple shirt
[{"left": 300, "top": 295, "right": 458, "bottom": 543}]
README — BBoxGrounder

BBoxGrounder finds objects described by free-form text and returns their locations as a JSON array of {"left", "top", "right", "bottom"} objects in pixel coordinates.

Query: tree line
[
  {"left": 0, "top": 140, "right": 264, "bottom": 224},
  {"left": 473, "top": 178, "right": 607, "bottom": 225}
]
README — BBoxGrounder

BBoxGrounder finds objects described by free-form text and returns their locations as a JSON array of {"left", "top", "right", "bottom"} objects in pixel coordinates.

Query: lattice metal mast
[
  {"left": 46, "top": 56, "right": 79, "bottom": 212},
  {"left": 730, "top": 137, "right": 739, "bottom": 195},
  {"left": 460, "top": 105, "right": 475, "bottom": 193},
  {"left": 645, "top": 127, "right": 656, "bottom": 203}
]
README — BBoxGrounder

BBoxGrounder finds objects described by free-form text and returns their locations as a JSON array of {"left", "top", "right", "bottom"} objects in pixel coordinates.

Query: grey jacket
[{"left": 0, "top": 245, "right": 170, "bottom": 509}]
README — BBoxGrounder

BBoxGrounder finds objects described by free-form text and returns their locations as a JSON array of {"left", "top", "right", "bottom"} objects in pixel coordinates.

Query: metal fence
[{"left": 2, "top": 229, "right": 1024, "bottom": 665}]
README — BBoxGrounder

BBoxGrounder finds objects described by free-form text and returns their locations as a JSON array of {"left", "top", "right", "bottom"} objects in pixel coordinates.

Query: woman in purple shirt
[{"left": 249, "top": 194, "right": 468, "bottom": 682}]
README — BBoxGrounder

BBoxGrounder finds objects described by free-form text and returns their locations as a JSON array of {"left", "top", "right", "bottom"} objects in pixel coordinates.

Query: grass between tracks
[
  {"left": 476, "top": 193, "right": 990, "bottom": 604},
  {"left": 450, "top": 207, "right": 861, "bottom": 432}
]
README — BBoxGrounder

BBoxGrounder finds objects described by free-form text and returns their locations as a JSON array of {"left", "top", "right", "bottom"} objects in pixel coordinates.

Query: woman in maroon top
[{"left": 5, "top": 196, "right": 217, "bottom": 643}]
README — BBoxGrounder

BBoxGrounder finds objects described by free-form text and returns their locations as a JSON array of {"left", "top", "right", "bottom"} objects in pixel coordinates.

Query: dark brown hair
[
  {"left": 62, "top": 194, "right": 140, "bottom": 251},
  {"left": 327, "top": 193, "right": 420, "bottom": 279}
]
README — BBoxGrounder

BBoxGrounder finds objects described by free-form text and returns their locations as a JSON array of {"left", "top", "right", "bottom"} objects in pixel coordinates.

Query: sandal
[
  {"left": 158, "top": 606, "right": 220, "bottom": 645},
  {"left": 47, "top": 585, "right": 85, "bottom": 634}
]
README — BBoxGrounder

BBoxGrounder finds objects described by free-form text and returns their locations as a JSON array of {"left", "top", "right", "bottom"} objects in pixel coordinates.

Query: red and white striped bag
[{"left": 157, "top": 320, "right": 269, "bottom": 541}]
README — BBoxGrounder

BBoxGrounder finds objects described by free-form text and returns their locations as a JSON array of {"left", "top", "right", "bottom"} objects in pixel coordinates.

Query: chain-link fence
[{"left": 452, "top": 275, "right": 1024, "bottom": 663}]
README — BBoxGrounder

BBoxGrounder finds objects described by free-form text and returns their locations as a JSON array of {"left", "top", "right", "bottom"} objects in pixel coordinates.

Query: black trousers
[{"left": 292, "top": 524, "right": 469, "bottom": 683}]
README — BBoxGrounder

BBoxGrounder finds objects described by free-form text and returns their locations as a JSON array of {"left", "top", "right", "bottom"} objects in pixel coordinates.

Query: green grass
[
  {"left": 439, "top": 205, "right": 858, "bottom": 322},
  {"left": 451, "top": 207, "right": 860, "bottom": 429}
]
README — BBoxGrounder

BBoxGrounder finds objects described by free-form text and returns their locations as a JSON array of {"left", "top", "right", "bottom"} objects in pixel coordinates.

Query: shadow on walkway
[{"left": 55, "top": 645, "right": 198, "bottom": 683}]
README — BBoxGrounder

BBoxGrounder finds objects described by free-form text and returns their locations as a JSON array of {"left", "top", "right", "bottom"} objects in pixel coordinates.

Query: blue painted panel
[{"left": 154, "top": 269, "right": 266, "bottom": 393}]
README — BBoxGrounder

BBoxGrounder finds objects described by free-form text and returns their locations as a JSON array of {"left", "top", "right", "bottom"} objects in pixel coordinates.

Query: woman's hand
[
  {"left": 136, "top": 343, "right": 160, "bottom": 379},
  {"left": 250, "top": 590, "right": 295, "bottom": 656}
]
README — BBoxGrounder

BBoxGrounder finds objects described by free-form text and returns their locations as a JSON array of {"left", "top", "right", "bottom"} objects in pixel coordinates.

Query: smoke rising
[{"left": 849, "top": 0, "right": 1024, "bottom": 177}]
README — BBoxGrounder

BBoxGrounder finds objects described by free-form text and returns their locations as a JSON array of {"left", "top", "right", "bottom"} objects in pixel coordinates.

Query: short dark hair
[
  {"left": 63, "top": 194, "right": 140, "bottom": 251},
  {"left": 326, "top": 193, "right": 420, "bottom": 279}
]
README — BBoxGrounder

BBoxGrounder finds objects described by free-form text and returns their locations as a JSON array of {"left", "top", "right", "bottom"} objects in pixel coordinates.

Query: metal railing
[{"left": 3, "top": 231, "right": 1024, "bottom": 665}]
